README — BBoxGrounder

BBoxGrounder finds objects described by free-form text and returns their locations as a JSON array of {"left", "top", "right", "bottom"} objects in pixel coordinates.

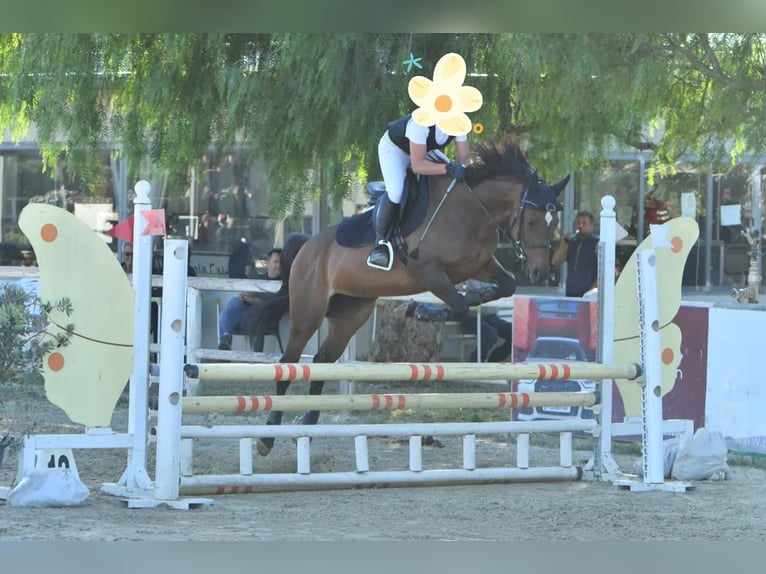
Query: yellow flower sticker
[{"left": 408, "top": 53, "right": 483, "bottom": 136}]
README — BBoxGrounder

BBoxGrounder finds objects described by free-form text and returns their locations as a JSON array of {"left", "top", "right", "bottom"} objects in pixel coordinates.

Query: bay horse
[{"left": 245, "top": 136, "right": 569, "bottom": 455}]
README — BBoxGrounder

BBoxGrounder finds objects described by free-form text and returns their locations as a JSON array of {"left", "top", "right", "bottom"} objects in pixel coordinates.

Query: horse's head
[
  {"left": 510, "top": 170, "right": 570, "bottom": 284},
  {"left": 467, "top": 138, "right": 569, "bottom": 284}
]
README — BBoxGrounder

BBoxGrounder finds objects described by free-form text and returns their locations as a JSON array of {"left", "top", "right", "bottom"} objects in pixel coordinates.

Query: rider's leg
[
  {"left": 368, "top": 134, "right": 407, "bottom": 270},
  {"left": 367, "top": 194, "right": 399, "bottom": 269}
]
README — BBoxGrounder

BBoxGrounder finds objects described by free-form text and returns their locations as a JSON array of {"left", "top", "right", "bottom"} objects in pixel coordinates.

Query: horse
[{"left": 244, "top": 136, "right": 569, "bottom": 455}]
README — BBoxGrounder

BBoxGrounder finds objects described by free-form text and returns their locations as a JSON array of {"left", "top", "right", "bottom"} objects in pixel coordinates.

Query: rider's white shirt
[{"left": 404, "top": 118, "right": 467, "bottom": 147}]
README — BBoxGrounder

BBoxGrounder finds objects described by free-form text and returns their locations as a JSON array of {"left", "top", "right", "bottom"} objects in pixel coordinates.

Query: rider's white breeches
[{"left": 378, "top": 134, "right": 410, "bottom": 205}]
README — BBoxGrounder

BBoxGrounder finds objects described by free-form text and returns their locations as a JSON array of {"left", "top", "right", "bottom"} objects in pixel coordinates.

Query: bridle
[
  {"left": 507, "top": 171, "right": 561, "bottom": 265},
  {"left": 447, "top": 167, "right": 562, "bottom": 269}
]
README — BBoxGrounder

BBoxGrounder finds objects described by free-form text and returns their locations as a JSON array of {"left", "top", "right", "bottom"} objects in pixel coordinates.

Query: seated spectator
[{"left": 218, "top": 247, "right": 282, "bottom": 351}]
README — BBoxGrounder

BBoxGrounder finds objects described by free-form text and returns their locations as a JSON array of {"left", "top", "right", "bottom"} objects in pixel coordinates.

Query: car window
[{"left": 529, "top": 339, "right": 585, "bottom": 360}]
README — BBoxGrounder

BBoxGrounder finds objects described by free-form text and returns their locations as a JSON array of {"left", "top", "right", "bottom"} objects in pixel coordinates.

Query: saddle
[{"left": 336, "top": 170, "right": 430, "bottom": 266}]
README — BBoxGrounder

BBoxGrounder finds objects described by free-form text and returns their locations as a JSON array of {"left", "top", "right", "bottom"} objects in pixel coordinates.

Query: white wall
[{"left": 706, "top": 306, "right": 766, "bottom": 450}]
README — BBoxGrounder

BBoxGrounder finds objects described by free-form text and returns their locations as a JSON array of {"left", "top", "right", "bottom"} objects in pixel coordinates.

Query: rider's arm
[
  {"left": 454, "top": 139, "right": 470, "bottom": 165},
  {"left": 409, "top": 142, "right": 456, "bottom": 176}
]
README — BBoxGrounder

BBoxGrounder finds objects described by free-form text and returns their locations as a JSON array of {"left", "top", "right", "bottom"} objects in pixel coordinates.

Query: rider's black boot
[{"left": 367, "top": 195, "right": 399, "bottom": 271}]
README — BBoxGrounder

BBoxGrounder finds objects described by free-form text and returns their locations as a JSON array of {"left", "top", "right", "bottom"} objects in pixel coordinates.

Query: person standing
[
  {"left": 366, "top": 112, "right": 471, "bottom": 271},
  {"left": 551, "top": 210, "right": 599, "bottom": 297}
]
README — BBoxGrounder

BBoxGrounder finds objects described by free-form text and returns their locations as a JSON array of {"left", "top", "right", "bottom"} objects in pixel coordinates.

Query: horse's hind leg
[
  {"left": 301, "top": 295, "right": 376, "bottom": 426},
  {"left": 256, "top": 380, "right": 291, "bottom": 456},
  {"left": 256, "top": 295, "right": 329, "bottom": 456}
]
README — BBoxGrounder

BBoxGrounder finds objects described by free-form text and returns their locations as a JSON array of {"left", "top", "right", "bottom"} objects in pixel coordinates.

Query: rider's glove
[{"left": 445, "top": 162, "right": 467, "bottom": 180}]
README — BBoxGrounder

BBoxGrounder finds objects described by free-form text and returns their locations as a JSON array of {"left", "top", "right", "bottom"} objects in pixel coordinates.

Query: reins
[
  {"left": 409, "top": 177, "right": 459, "bottom": 260},
  {"left": 506, "top": 178, "right": 533, "bottom": 264}
]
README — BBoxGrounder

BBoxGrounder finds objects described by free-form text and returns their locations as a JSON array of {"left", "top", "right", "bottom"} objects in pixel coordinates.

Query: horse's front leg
[
  {"left": 410, "top": 262, "right": 471, "bottom": 320},
  {"left": 479, "top": 255, "right": 518, "bottom": 300},
  {"left": 457, "top": 257, "right": 518, "bottom": 308}
]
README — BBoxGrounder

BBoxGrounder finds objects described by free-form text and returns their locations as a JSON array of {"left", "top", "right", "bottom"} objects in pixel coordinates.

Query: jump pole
[
  {"left": 184, "top": 361, "right": 641, "bottom": 383},
  {"left": 180, "top": 391, "right": 599, "bottom": 414}
]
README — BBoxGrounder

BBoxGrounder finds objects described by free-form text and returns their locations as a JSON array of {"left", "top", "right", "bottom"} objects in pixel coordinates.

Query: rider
[{"left": 367, "top": 112, "right": 471, "bottom": 270}]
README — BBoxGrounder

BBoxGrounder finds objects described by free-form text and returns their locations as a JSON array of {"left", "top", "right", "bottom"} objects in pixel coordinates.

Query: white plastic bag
[
  {"left": 671, "top": 427, "right": 730, "bottom": 481},
  {"left": 632, "top": 437, "right": 680, "bottom": 479},
  {"left": 7, "top": 468, "right": 90, "bottom": 507}
]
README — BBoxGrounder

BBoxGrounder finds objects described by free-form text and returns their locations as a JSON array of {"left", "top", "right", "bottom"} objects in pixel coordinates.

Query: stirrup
[{"left": 367, "top": 240, "right": 394, "bottom": 271}]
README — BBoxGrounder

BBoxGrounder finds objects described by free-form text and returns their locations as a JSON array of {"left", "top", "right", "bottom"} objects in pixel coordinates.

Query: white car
[{"left": 515, "top": 336, "right": 596, "bottom": 421}]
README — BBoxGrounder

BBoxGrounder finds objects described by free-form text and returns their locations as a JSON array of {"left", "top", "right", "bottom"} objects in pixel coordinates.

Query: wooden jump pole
[
  {"left": 178, "top": 467, "right": 585, "bottom": 495},
  {"left": 184, "top": 361, "right": 641, "bottom": 383},
  {"left": 181, "top": 391, "right": 598, "bottom": 414}
]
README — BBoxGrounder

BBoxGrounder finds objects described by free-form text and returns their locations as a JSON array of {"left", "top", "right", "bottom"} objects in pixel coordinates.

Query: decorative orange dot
[
  {"left": 670, "top": 236, "right": 683, "bottom": 253},
  {"left": 48, "top": 352, "right": 65, "bottom": 372},
  {"left": 434, "top": 94, "right": 452, "bottom": 113},
  {"left": 661, "top": 348, "right": 674, "bottom": 365},
  {"left": 473, "top": 123, "right": 484, "bottom": 134},
  {"left": 41, "top": 223, "right": 58, "bottom": 243}
]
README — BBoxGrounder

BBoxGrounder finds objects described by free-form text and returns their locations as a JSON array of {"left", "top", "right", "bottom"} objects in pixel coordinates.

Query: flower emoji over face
[{"left": 408, "top": 52, "right": 483, "bottom": 136}]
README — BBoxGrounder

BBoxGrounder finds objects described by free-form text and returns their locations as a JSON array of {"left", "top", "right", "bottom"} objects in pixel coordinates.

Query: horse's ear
[{"left": 552, "top": 174, "right": 571, "bottom": 196}]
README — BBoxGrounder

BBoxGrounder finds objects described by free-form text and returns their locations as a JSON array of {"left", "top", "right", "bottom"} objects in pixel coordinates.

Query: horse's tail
[{"left": 242, "top": 233, "right": 310, "bottom": 351}]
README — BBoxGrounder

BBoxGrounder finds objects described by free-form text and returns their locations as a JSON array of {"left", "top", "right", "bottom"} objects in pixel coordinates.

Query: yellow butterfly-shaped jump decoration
[
  {"left": 612, "top": 216, "right": 699, "bottom": 417},
  {"left": 18, "top": 204, "right": 134, "bottom": 428}
]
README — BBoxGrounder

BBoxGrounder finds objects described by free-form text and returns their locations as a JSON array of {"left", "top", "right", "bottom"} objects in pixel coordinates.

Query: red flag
[
  {"left": 106, "top": 215, "right": 135, "bottom": 243},
  {"left": 141, "top": 209, "right": 166, "bottom": 236}
]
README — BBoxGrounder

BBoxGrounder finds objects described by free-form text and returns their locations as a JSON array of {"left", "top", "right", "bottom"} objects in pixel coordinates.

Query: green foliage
[
  {"left": 2, "top": 33, "right": 766, "bottom": 218},
  {"left": 0, "top": 284, "right": 74, "bottom": 387}
]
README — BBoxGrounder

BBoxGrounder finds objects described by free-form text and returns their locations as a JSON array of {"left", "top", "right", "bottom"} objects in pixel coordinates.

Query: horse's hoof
[{"left": 256, "top": 439, "right": 273, "bottom": 457}]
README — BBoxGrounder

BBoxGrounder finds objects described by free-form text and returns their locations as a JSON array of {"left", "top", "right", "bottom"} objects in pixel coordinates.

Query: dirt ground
[{"left": 2, "top": 380, "right": 766, "bottom": 542}]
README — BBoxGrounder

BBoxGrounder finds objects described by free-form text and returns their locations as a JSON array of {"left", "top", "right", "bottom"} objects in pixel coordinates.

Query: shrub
[{"left": 0, "top": 283, "right": 73, "bottom": 388}]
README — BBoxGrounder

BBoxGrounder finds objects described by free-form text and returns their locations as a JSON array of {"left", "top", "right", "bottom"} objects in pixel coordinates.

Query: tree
[
  {"left": 2, "top": 33, "right": 765, "bottom": 217},
  {"left": 485, "top": 34, "right": 766, "bottom": 177}
]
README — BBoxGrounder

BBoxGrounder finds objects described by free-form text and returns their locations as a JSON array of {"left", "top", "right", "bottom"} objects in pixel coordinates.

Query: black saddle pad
[{"left": 336, "top": 182, "right": 430, "bottom": 248}]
